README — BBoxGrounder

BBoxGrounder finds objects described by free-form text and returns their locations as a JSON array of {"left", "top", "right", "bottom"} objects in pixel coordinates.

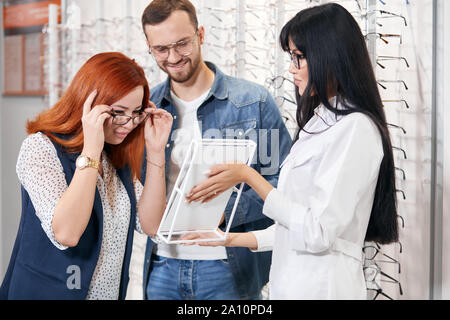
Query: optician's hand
[
  {"left": 185, "top": 163, "right": 249, "bottom": 203},
  {"left": 81, "top": 89, "right": 111, "bottom": 159},
  {"left": 144, "top": 101, "right": 173, "bottom": 154}
]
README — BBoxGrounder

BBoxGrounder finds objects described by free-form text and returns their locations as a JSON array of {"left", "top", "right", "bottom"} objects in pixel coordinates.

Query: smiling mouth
[
  {"left": 115, "top": 131, "right": 129, "bottom": 138},
  {"left": 167, "top": 60, "right": 188, "bottom": 71}
]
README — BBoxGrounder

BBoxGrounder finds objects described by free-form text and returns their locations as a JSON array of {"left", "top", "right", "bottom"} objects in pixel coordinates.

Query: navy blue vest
[{"left": 0, "top": 136, "right": 137, "bottom": 299}]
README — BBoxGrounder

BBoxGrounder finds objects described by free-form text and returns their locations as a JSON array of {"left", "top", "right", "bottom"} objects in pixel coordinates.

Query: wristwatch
[{"left": 76, "top": 155, "right": 100, "bottom": 170}]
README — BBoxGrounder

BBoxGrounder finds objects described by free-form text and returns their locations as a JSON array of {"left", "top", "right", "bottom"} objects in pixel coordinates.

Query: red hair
[{"left": 27, "top": 52, "right": 149, "bottom": 180}]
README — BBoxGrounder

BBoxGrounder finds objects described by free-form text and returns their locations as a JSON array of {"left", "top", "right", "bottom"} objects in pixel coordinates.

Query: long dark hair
[{"left": 280, "top": 3, "right": 398, "bottom": 244}]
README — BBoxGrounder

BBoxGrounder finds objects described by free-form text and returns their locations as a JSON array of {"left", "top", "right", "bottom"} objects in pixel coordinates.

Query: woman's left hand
[
  {"left": 144, "top": 101, "right": 173, "bottom": 154},
  {"left": 186, "top": 163, "right": 249, "bottom": 203}
]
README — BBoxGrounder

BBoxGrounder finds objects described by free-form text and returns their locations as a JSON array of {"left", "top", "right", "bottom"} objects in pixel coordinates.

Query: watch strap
[{"left": 86, "top": 156, "right": 100, "bottom": 170}]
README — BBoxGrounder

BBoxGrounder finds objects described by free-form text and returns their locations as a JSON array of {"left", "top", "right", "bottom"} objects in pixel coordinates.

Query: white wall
[
  {"left": 0, "top": 96, "right": 47, "bottom": 279},
  {"left": 436, "top": 0, "right": 450, "bottom": 300},
  {"left": 369, "top": 0, "right": 433, "bottom": 300},
  {"left": 0, "top": 1, "right": 49, "bottom": 279}
]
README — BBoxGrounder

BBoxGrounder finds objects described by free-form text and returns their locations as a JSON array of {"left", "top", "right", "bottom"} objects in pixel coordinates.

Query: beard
[{"left": 160, "top": 54, "right": 201, "bottom": 83}]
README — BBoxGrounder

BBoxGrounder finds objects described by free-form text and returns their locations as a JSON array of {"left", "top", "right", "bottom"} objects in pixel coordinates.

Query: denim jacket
[{"left": 143, "top": 62, "right": 292, "bottom": 299}]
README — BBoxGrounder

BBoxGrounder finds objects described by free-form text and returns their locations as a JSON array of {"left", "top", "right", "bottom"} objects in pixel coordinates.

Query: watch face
[{"left": 76, "top": 156, "right": 88, "bottom": 168}]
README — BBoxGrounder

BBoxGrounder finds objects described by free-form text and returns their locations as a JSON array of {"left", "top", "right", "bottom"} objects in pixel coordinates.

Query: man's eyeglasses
[
  {"left": 148, "top": 31, "right": 198, "bottom": 60},
  {"left": 289, "top": 51, "right": 306, "bottom": 69},
  {"left": 110, "top": 109, "right": 148, "bottom": 126}
]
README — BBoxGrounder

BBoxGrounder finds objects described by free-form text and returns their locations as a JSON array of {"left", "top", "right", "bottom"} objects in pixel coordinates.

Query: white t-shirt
[{"left": 154, "top": 89, "right": 228, "bottom": 260}]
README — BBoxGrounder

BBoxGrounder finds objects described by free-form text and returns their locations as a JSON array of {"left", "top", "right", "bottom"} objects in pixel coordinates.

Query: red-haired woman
[{"left": 0, "top": 52, "right": 172, "bottom": 300}]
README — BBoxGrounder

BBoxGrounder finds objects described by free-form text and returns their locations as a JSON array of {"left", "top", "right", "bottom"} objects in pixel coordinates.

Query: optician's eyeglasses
[
  {"left": 289, "top": 51, "right": 306, "bottom": 69},
  {"left": 148, "top": 31, "right": 198, "bottom": 60},
  {"left": 110, "top": 108, "right": 148, "bottom": 126}
]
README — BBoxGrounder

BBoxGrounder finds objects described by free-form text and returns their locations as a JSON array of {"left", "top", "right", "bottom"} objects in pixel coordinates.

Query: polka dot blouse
[{"left": 16, "top": 132, "right": 144, "bottom": 300}]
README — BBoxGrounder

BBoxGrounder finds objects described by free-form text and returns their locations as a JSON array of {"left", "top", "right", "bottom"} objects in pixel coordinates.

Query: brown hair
[
  {"left": 141, "top": 0, "right": 198, "bottom": 36},
  {"left": 27, "top": 52, "right": 149, "bottom": 180}
]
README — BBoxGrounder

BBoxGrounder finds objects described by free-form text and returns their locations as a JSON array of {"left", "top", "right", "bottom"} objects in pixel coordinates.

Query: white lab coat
[{"left": 253, "top": 98, "right": 384, "bottom": 299}]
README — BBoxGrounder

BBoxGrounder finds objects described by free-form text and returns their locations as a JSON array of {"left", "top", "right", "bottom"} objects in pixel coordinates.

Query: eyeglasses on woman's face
[
  {"left": 110, "top": 108, "right": 149, "bottom": 126},
  {"left": 289, "top": 51, "right": 306, "bottom": 69}
]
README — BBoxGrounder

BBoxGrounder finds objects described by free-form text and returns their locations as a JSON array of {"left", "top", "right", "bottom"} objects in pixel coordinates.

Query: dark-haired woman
[
  {"left": 183, "top": 3, "right": 398, "bottom": 299},
  {"left": 0, "top": 52, "right": 172, "bottom": 299}
]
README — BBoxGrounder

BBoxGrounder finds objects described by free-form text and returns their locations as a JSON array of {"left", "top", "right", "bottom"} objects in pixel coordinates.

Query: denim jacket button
[{"left": 166, "top": 144, "right": 170, "bottom": 148}]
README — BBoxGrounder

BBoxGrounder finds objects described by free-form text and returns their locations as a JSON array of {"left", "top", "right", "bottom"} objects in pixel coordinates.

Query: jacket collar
[{"left": 159, "top": 61, "right": 228, "bottom": 105}]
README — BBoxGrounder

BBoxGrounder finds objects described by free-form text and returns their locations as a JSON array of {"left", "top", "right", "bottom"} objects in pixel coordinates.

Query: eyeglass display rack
[{"left": 362, "top": 0, "right": 410, "bottom": 300}]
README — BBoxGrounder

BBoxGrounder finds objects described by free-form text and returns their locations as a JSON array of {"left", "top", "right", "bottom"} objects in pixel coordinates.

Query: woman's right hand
[
  {"left": 81, "top": 90, "right": 111, "bottom": 159},
  {"left": 180, "top": 229, "right": 230, "bottom": 247}
]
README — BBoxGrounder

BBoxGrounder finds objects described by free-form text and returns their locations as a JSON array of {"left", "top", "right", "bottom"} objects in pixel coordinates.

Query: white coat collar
[{"left": 313, "top": 96, "right": 346, "bottom": 126}]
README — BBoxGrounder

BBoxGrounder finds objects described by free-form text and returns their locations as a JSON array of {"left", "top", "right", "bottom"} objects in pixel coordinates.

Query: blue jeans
[{"left": 146, "top": 254, "right": 255, "bottom": 300}]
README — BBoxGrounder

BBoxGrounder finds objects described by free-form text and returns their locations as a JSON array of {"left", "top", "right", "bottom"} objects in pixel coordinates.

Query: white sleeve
[
  {"left": 262, "top": 114, "right": 384, "bottom": 253},
  {"left": 16, "top": 133, "right": 69, "bottom": 250},
  {"left": 251, "top": 224, "right": 276, "bottom": 252},
  {"left": 133, "top": 179, "right": 144, "bottom": 234}
]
